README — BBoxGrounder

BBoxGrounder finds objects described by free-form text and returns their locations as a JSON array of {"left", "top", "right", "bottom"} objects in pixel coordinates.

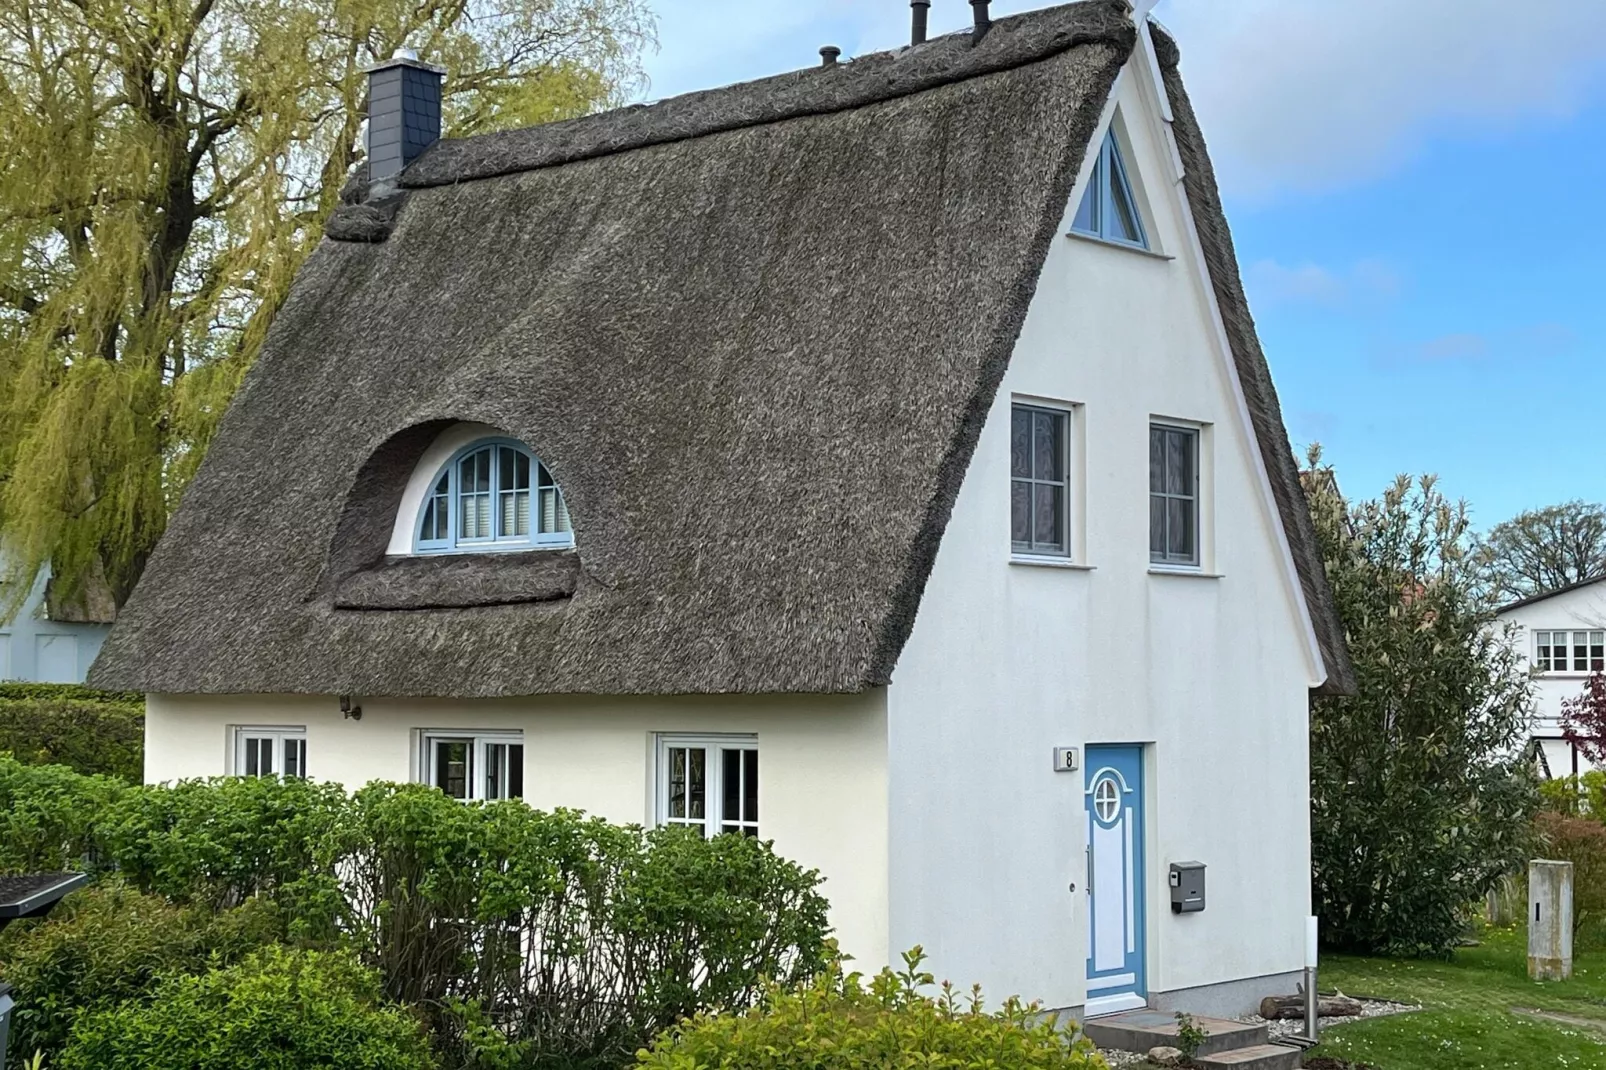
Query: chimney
[
  {"left": 820, "top": 45, "right": 841, "bottom": 67},
  {"left": 911, "top": 0, "right": 931, "bottom": 45},
  {"left": 971, "top": 0, "right": 992, "bottom": 42},
  {"left": 364, "top": 47, "right": 445, "bottom": 193}
]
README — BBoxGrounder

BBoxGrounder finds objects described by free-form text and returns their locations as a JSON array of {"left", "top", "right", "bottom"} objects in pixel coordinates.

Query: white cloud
[
  {"left": 1154, "top": 0, "right": 1606, "bottom": 197},
  {"left": 642, "top": 2, "right": 1606, "bottom": 198},
  {"left": 1247, "top": 257, "right": 1401, "bottom": 305}
]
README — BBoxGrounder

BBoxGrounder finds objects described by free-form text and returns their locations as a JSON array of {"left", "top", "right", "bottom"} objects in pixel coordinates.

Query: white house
[
  {"left": 91, "top": 2, "right": 1354, "bottom": 1022},
  {"left": 1496, "top": 576, "right": 1606, "bottom": 777},
  {"left": 0, "top": 559, "right": 113, "bottom": 684}
]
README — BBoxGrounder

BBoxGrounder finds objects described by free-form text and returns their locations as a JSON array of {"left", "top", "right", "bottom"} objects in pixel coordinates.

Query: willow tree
[{"left": 0, "top": 0, "right": 653, "bottom": 619}]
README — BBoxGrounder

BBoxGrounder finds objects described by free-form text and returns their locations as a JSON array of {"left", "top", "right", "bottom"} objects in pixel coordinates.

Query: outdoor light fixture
[{"left": 340, "top": 695, "right": 363, "bottom": 721}]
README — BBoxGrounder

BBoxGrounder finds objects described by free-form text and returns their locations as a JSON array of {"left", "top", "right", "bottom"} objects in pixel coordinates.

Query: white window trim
[
  {"left": 231, "top": 725, "right": 308, "bottom": 779},
  {"left": 415, "top": 729, "right": 525, "bottom": 802},
  {"left": 1009, "top": 395, "right": 1087, "bottom": 566},
  {"left": 653, "top": 733, "right": 759, "bottom": 838},
  {"left": 1533, "top": 629, "right": 1606, "bottom": 675},
  {"left": 1148, "top": 417, "right": 1214, "bottom": 573}
]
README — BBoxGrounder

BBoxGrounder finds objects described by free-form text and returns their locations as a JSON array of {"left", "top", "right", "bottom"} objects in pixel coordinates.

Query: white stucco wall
[
  {"left": 1498, "top": 581, "right": 1606, "bottom": 776},
  {"left": 885, "top": 56, "right": 1319, "bottom": 1013},
  {"left": 0, "top": 560, "right": 112, "bottom": 683},
  {"left": 145, "top": 689, "right": 889, "bottom": 966}
]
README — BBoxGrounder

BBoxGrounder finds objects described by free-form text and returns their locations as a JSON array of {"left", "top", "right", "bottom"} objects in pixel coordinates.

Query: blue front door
[{"left": 1085, "top": 745, "right": 1146, "bottom": 1014}]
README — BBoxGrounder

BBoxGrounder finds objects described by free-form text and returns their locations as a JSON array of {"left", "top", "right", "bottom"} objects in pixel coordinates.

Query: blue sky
[{"left": 635, "top": 1, "right": 1606, "bottom": 530}]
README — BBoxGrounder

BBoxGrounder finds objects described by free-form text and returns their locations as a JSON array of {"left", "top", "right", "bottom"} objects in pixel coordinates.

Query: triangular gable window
[{"left": 1071, "top": 129, "right": 1149, "bottom": 250}]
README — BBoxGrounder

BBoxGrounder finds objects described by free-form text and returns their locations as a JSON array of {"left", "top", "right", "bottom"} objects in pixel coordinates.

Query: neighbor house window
[
  {"left": 1071, "top": 129, "right": 1149, "bottom": 249},
  {"left": 234, "top": 727, "right": 307, "bottom": 779},
  {"left": 1150, "top": 424, "right": 1199, "bottom": 566},
  {"left": 420, "top": 731, "right": 524, "bottom": 801},
  {"left": 1011, "top": 404, "right": 1070, "bottom": 557},
  {"left": 656, "top": 735, "right": 758, "bottom": 838},
  {"left": 1535, "top": 630, "right": 1606, "bottom": 673},
  {"left": 416, "top": 439, "right": 572, "bottom": 553}
]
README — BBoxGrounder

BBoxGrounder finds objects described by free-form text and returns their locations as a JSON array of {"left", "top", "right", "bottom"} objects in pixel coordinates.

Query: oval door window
[{"left": 1093, "top": 774, "right": 1121, "bottom": 825}]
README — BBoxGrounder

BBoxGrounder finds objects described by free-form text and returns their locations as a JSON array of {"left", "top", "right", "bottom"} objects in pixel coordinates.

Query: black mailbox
[
  {"left": 0, "top": 872, "right": 89, "bottom": 1070},
  {"left": 0, "top": 982, "right": 13, "bottom": 1070},
  {"left": 1170, "top": 861, "right": 1206, "bottom": 914}
]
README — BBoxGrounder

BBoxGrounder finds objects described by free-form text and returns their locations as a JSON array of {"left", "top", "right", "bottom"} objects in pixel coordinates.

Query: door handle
[{"left": 1086, "top": 845, "right": 1093, "bottom": 895}]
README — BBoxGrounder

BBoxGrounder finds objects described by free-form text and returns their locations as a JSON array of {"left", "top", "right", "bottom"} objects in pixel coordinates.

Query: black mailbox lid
[{"left": 0, "top": 873, "right": 89, "bottom": 920}]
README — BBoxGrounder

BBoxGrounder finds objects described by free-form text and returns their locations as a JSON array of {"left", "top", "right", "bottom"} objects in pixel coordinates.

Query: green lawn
[{"left": 1314, "top": 925, "right": 1606, "bottom": 1069}]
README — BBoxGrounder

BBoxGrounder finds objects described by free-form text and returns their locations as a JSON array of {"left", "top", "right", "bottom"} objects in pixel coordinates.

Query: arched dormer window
[{"left": 414, "top": 438, "right": 573, "bottom": 553}]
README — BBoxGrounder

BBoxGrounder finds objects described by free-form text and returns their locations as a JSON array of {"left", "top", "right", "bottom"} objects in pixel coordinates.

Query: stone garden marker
[{"left": 1528, "top": 859, "right": 1574, "bottom": 981}]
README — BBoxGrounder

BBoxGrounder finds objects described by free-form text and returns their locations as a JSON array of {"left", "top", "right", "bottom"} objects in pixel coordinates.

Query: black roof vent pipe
[
  {"left": 971, "top": 0, "right": 992, "bottom": 42},
  {"left": 911, "top": 0, "right": 930, "bottom": 45},
  {"left": 820, "top": 45, "right": 841, "bottom": 67}
]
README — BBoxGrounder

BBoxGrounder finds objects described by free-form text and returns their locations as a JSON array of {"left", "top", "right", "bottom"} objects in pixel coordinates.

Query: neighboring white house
[
  {"left": 0, "top": 559, "right": 113, "bottom": 684},
  {"left": 91, "top": 3, "right": 1353, "bottom": 1021},
  {"left": 1496, "top": 575, "right": 1606, "bottom": 777}
]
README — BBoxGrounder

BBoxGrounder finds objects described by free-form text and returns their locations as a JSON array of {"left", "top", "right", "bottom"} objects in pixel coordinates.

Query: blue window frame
[
  {"left": 1071, "top": 129, "right": 1148, "bottom": 250},
  {"left": 414, "top": 438, "right": 573, "bottom": 553}
]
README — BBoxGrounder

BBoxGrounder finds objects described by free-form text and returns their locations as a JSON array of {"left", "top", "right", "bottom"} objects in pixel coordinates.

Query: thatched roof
[{"left": 90, "top": 1, "right": 1353, "bottom": 698}]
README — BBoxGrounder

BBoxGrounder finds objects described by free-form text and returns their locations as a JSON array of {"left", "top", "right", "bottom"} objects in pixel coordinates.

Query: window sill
[
  {"left": 1010, "top": 555, "right": 1095, "bottom": 571},
  {"left": 1066, "top": 231, "right": 1176, "bottom": 261},
  {"left": 1148, "top": 566, "right": 1223, "bottom": 579}
]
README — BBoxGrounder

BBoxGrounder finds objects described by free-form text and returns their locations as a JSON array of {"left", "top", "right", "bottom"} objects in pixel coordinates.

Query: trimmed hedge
[
  {"left": 635, "top": 948, "right": 1105, "bottom": 1070},
  {"left": 0, "top": 696, "right": 144, "bottom": 780},
  {"left": 0, "top": 682, "right": 143, "bottom": 705},
  {"left": 0, "top": 757, "right": 833, "bottom": 1068}
]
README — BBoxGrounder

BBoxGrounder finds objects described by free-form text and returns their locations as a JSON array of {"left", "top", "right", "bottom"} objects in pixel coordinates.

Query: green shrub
[
  {"left": 346, "top": 783, "right": 830, "bottom": 1068},
  {"left": 1534, "top": 811, "right": 1606, "bottom": 950},
  {"left": 635, "top": 948, "right": 1105, "bottom": 1070},
  {"left": 0, "top": 753, "right": 127, "bottom": 871},
  {"left": 98, "top": 773, "right": 352, "bottom": 916},
  {"left": 0, "top": 882, "right": 282, "bottom": 1060},
  {"left": 58, "top": 947, "right": 435, "bottom": 1070},
  {"left": 0, "top": 696, "right": 144, "bottom": 780},
  {"left": 0, "top": 768, "right": 833, "bottom": 1067},
  {"left": 1539, "top": 771, "right": 1606, "bottom": 818}
]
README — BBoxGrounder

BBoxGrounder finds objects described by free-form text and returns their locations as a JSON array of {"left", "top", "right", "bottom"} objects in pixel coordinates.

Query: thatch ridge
[
  {"left": 403, "top": 1, "right": 1136, "bottom": 189},
  {"left": 1151, "top": 27, "right": 1356, "bottom": 695}
]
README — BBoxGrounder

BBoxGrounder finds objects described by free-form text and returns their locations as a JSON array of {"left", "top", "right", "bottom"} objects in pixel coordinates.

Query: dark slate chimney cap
[{"left": 819, "top": 45, "right": 842, "bottom": 67}]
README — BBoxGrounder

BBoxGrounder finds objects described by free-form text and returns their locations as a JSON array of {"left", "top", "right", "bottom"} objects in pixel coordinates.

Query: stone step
[
  {"left": 1081, "top": 1011, "right": 1268, "bottom": 1056},
  {"left": 1194, "top": 1043, "right": 1304, "bottom": 1070}
]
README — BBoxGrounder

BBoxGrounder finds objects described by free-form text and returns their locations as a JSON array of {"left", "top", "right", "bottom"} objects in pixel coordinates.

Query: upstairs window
[
  {"left": 1536, "top": 630, "right": 1605, "bottom": 673},
  {"left": 1072, "top": 129, "right": 1149, "bottom": 250},
  {"left": 415, "top": 439, "right": 572, "bottom": 553},
  {"left": 1011, "top": 403, "right": 1070, "bottom": 558},
  {"left": 1149, "top": 424, "right": 1199, "bottom": 567}
]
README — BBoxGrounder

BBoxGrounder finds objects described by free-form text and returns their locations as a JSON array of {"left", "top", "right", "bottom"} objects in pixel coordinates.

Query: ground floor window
[
  {"left": 419, "top": 731, "right": 524, "bottom": 801},
  {"left": 655, "top": 734, "right": 758, "bottom": 837},
  {"left": 233, "top": 726, "right": 307, "bottom": 779}
]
